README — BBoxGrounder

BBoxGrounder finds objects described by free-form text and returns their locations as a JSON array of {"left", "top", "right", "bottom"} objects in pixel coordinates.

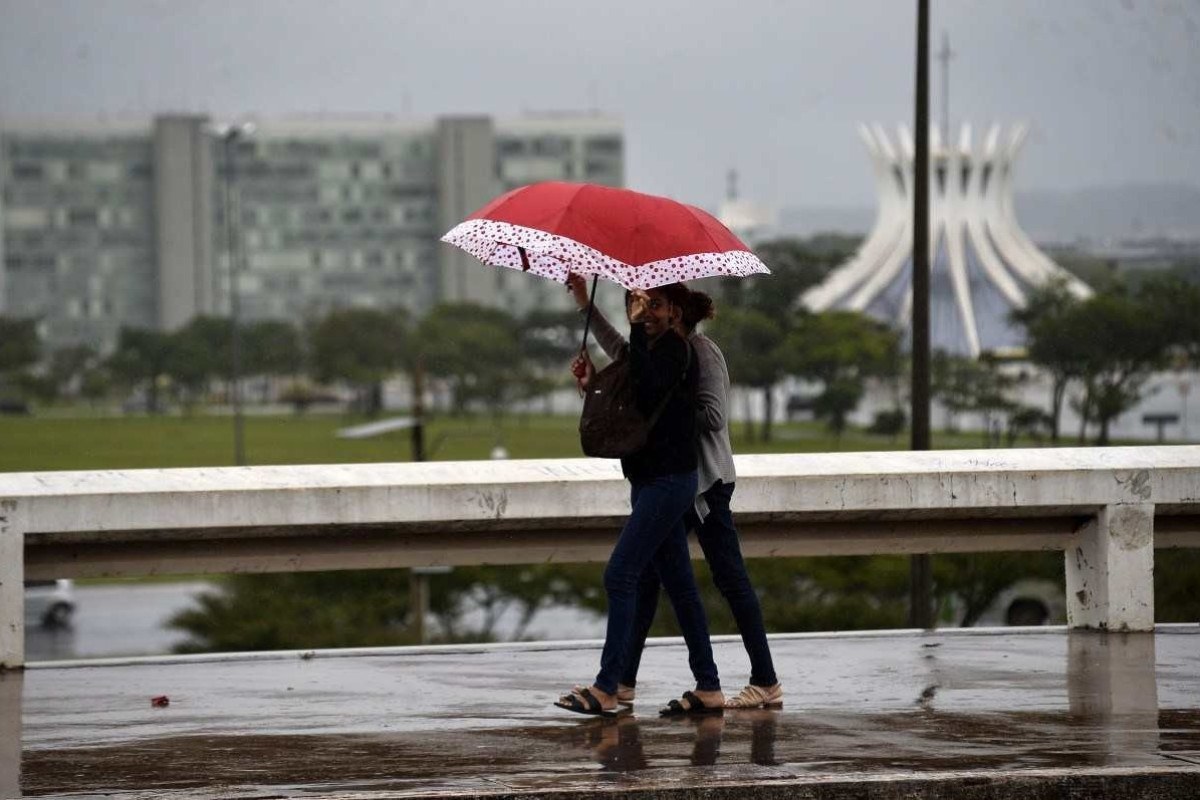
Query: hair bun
[{"left": 683, "top": 290, "right": 716, "bottom": 329}]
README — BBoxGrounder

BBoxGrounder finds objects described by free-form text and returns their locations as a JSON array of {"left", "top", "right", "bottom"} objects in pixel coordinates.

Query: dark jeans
[
  {"left": 594, "top": 469, "right": 720, "bottom": 694},
  {"left": 620, "top": 480, "right": 778, "bottom": 688}
]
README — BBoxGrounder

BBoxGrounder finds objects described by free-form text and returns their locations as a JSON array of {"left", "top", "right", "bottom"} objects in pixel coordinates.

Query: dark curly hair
[{"left": 681, "top": 290, "right": 716, "bottom": 332}]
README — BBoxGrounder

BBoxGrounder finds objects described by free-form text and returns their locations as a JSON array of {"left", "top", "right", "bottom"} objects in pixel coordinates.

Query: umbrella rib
[
  {"left": 544, "top": 182, "right": 590, "bottom": 242},
  {"left": 690, "top": 207, "right": 734, "bottom": 263}
]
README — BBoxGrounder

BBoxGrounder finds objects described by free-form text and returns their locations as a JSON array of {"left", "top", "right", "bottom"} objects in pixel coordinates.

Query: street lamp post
[
  {"left": 217, "top": 122, "right": 255, "bottom": 467},
  {"left": 909, "top": 0, "right": 935, "bottom": 629}
]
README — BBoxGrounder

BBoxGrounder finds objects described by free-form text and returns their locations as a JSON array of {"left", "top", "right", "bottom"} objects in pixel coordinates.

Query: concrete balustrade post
[
  {"left": 0, "top": 670, "right": 21, "bottom": 796},
  {"left": 1066, "top": 503, "right": 1155, "bottom": 632},
  {"left": 0, "top": 499, "right": 26, "bottom": 669}
]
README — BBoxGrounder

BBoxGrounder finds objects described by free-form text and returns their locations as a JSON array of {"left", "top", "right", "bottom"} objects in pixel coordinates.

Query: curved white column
[{"left": 806, "top": 120, "right": 1092, "bottom": 355}]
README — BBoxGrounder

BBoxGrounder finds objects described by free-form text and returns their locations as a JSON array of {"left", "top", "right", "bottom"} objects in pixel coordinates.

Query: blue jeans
[
  {"left": 594, "top": 470, "right": 720, "bottom": 694},
  {"left": 621, "top": 481, "right": 778, "bottom": 688}
]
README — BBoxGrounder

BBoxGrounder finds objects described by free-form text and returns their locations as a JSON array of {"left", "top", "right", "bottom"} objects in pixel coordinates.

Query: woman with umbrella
[
  {"left": 560, "top": 281, "right": 724, "bottom": 716},
  {"left": 567, "top": 276, "right": 783, "bottom": 711},
  {"left": 440, "top": 181, "right": 771, "bottom": 716}
]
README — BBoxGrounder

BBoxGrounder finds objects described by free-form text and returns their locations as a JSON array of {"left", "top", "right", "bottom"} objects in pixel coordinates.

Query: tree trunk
[
  {"left": 1049, "top": 376, "right": 1066, "bottom": 443},
  {"left": 761, "top": 385, "right": 774, "bottom": 442},
  {"left": 1097, "top": 415, "right": 1111, "bottom": 446},
  {"left": 743, "top": 389, "right": 755, "bottom": 443},
  {"left": 1076, "top": 386, "right": 1092, "bottom": 445}
]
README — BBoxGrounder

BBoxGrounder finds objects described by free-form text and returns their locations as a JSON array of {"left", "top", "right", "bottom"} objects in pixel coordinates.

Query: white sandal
[{"left": 724, "top": 683, "right": 783, "bottom": 709}]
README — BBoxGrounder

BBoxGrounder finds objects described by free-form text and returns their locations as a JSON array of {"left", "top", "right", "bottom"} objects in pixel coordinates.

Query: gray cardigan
[{"left": 586, "top": 307, "right": 736, "bottom": 517}]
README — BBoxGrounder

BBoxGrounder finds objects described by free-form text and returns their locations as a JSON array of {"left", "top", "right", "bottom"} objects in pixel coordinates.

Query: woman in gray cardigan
[{"left": 567, "top": 275, "right": 782, "bottom": 710}]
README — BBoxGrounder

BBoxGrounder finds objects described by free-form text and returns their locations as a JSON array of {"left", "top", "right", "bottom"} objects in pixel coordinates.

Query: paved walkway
[{"left": 8, "top": 627, "right": 1200, "bottom": 798}]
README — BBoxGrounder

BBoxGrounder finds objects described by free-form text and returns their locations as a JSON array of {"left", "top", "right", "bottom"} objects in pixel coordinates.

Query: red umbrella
[{"left": 440, "top": 181, "right": 769, "bottom": 290}]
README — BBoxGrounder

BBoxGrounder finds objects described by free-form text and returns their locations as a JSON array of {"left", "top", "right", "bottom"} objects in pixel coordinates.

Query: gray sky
[{"left": 1, "top": 0, "right": 1197, "bottom": 210}]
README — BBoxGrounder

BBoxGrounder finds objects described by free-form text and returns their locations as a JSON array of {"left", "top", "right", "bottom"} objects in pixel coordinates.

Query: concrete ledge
[{"left": 6, "top": 446, "right": 1200, "bottom": 665}]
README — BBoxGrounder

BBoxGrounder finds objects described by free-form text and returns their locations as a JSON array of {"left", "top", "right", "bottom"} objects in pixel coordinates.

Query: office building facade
[{"left": 0, "top": 112, "right": 623, "bottom": 352}]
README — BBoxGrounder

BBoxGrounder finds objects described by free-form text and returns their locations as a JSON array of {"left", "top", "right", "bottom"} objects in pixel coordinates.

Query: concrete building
[
  {"left": 0, "top": 112, "right": 623, "bottom": 352},
  {"left": 803, "top": 123, "right": 1090, "bottom": 358}
]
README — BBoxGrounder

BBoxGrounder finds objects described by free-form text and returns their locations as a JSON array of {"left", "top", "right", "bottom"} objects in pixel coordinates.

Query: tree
[
  {"left": 106, "top": 327, "right": 173, "bottom": 413},
  {"left": 79, "top": 367, "right": 112, "bottom": 408},
  {"left": 244, "top": 319, "right": 304, "bottom": 379},
  {"left": 1138, "top": 273, "right": 1200, "bottom": 369},
  {"left": 48, "top": 344, "right": 98, "bottom": 402},
  {"left": 418, "top": 303, "right": 526, "bottom": 420},
  {"left": 1010, "top": 280, "right": 1084, "bottom": 442},
  {"left": 168, "top": 571, "right": 418, "bottom": 652},
  {"left": 164, "top": 317, "right": 228, "bottom": 409},
  {"left": 784, "top": 311, "right": 901, "bottom": 442},
  {"left": 244, "top": 319, "right": 305, "bottom": 404},
  {"left": 519, "top": 308, "right": 582, "bottom": 411},
  {"left": 707, "top": 308, "right": 786, "bottom": 441},
  {"left": 1067, "top": 290, "right": 1170, "bottom": 445},
  {"left": 428, "top": 565, "right": 581, "bottom": 641},
  {"left": 810, "top": 378, "right": 864, "bottom": 441},
  {"left": 309, "top": 307, "right": 409, "bottom": 416},
  {"left": 0, "top": 317, "right": 39, "bottom": 374},
  {"left": 712, "top": 236, "right": 860, "bottom": 440}
]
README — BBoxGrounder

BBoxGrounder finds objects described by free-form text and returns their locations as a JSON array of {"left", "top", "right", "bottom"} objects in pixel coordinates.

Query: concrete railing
[{"left": 3, "top": 445, "right": 1199, "bottom": 667}]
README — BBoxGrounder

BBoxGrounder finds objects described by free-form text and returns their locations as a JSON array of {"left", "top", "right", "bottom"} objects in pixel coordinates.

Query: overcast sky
[{"left": 1, "top": 0, "right": 1196, "bottom": 210}]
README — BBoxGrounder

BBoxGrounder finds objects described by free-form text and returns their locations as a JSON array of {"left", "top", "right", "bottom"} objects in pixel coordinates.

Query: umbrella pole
[{"left": 579, "top": 276, "right": 600, "bottom": 352}]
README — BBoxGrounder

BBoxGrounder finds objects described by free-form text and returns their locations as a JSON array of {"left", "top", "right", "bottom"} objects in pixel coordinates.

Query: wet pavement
[{"left": 7, "top": 627, "right": 1200, "bottom": 798}]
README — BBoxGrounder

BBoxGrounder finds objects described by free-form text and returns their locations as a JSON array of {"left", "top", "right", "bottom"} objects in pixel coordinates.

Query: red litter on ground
[{"left": 151, "top": 695, "right": 169, "bottom": 707}]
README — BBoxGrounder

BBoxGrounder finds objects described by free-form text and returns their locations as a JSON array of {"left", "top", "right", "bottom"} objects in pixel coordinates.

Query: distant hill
[{"left": 779, "top": 183, "right": 1200, "bottom": 242}]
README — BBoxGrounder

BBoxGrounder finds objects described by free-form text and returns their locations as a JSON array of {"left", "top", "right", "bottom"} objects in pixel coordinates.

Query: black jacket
[{"left": 620, "top": 324, "right": 699, "bottom": 482}]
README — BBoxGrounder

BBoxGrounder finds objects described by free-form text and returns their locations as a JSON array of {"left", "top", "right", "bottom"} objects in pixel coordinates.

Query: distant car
[
  {"left": 0, "top": 398, "right": 31, "bottom": 415},
  {"left": 25, "top": 579, "right": 76, "bottom": 629},
  {"left": 785, "top": 393, "right": 818, "bottom": 420}
]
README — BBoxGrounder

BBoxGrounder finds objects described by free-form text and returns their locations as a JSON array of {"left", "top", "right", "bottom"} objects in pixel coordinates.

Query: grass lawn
[{"left": 0, "top": 409, "right": 1002, "bottom": 473}]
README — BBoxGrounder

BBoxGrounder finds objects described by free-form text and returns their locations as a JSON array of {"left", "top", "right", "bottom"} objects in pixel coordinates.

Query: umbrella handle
[{"left": 579, "top": 275, "right": 600, "bottom": 353}]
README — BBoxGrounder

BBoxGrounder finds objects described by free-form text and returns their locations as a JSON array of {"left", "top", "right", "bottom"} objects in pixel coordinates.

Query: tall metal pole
[
  {"left": 222, "top": 129, "right": 247, "bottom": 467},
  {"left": 909, "top": 0, "right": 934, "bottom": 629}
]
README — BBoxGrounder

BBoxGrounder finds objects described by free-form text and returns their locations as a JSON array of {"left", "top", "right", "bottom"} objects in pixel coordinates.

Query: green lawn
[{"left": 0, "top": 410, "right": 1000, "bottom": 473}]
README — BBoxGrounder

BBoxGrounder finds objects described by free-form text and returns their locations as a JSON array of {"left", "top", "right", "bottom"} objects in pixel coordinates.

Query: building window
[
  {"left": 586, "top": 136, "right": 622, "bottom": 156},
  {"left": 496, "top": 138, "right": 524, "bottom": 157},
  {"left": 532, "top": 136, "right": 571, "bottom": 157},
  {"left": 11, "top": 163, "right": 44, "bottom": 181},
  {"left": 68, "top": 208, "right": 99, "bottom": 227}
]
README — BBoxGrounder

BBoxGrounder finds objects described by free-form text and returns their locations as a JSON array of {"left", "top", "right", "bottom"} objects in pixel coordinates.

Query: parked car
[{"left": 25, "top": 579, "right": 76, "bottom": 629}]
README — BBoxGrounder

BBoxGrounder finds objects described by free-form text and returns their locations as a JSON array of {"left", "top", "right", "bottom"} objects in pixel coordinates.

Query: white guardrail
[{"left": 3, "top": 446, "right": 1199, "bottom": 667}]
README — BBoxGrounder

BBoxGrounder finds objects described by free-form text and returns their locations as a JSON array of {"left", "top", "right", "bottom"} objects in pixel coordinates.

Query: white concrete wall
[{"left": 2, "top": 446, "right": 1199, "bottom": 666}]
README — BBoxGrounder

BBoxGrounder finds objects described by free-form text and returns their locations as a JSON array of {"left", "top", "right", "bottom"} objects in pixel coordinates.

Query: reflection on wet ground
[
  {"left": 20, "top": 709, "right": 1200, "bottom": 796},
  {"left": 14, "top": 628, "right": 1200, "bottom": 797}
]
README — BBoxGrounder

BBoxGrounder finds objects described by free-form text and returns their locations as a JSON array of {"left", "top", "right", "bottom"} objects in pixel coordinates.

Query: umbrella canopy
[{"left": 440, "top": 181, "right": 769, "bottom": 290}]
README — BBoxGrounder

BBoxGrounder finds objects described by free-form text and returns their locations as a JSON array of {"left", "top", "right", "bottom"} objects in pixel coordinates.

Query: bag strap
[{"left": 645, "top": 339, "right": 692, "bottom": 429}]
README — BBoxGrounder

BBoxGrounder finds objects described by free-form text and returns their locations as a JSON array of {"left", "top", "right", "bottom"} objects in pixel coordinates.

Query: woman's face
[{"left": 631, "top": 289, "right": 678, "bottom": 338}]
